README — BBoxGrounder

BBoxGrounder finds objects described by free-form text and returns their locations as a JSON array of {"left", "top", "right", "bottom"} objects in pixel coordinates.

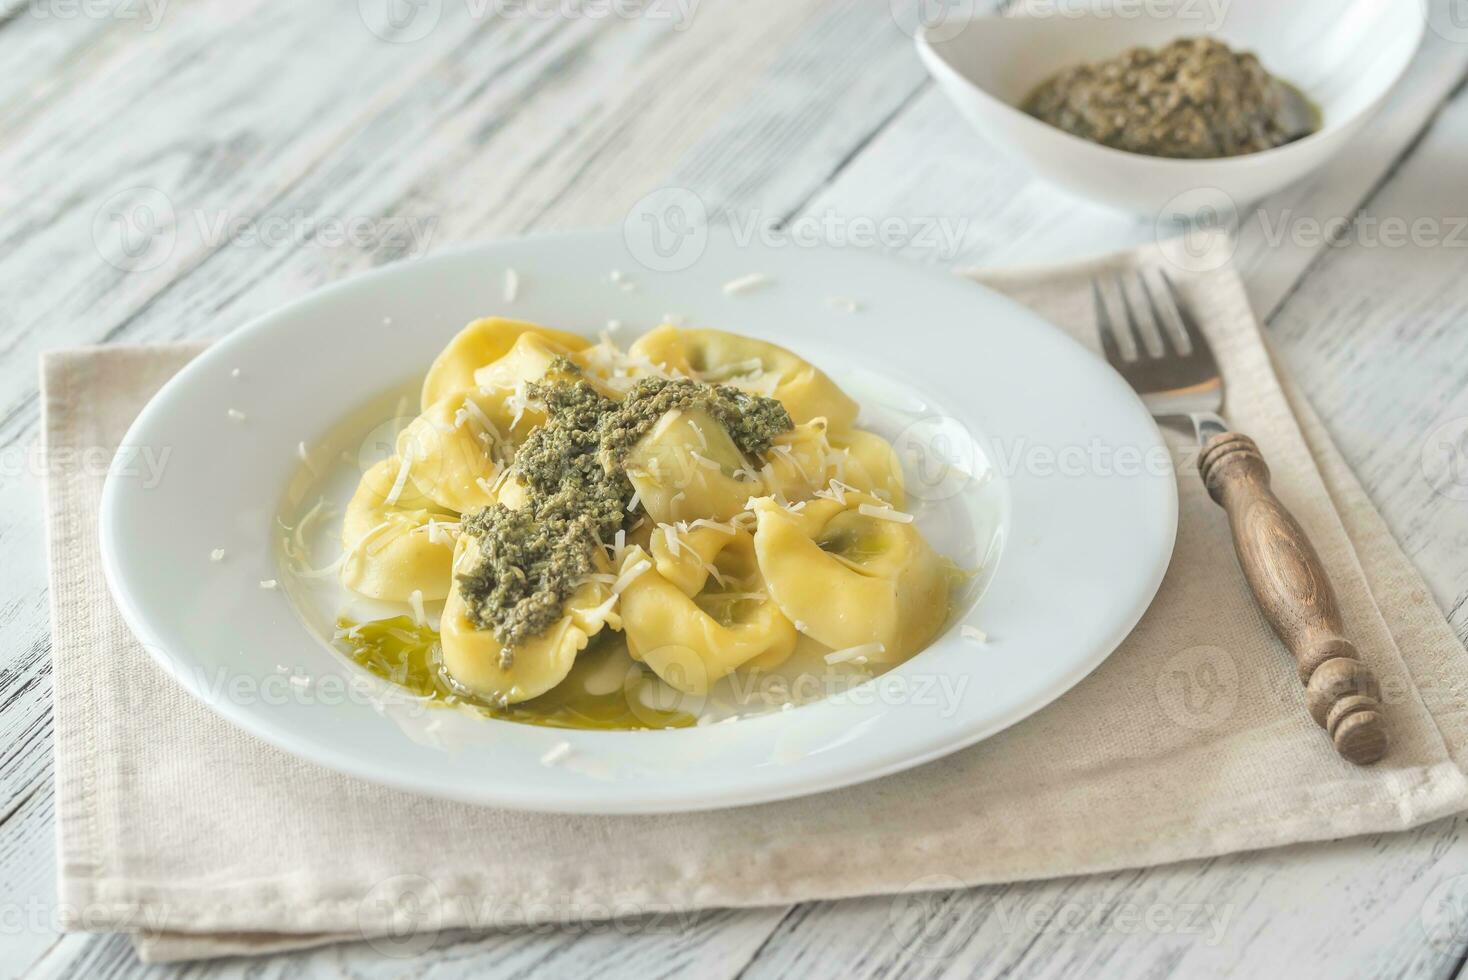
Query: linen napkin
[{"left": 44, "top": 240, "right": 1468, "bottom": 962}]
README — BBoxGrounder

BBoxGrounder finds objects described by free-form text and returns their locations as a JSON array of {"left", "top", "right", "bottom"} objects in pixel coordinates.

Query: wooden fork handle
[{"left": 1198, "top": 432, "right": 1387, "bottom": 765}]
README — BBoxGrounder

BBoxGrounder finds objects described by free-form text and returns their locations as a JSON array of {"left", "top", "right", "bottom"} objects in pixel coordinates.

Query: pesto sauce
[
  {"left": 1022, "top": 37, "right": 1319, "bottom": 160},
  {"left": 457, "top": 374, "right": 792, "bottom": 652}
]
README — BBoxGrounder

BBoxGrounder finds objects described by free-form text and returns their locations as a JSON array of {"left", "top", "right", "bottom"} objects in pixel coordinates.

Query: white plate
[{"left": 100, "top": 229, "right": 1176, "bottom": 813}]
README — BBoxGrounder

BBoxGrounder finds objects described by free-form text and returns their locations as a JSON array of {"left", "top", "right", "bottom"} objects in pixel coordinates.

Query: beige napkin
[{"left": 45, "top": 242, "right": 1468, "bottom": 963}]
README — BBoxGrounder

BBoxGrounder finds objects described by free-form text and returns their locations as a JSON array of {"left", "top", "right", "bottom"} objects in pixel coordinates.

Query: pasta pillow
[
  {"left": 630, "top": 325, "right": 859, "bottom": 433},
  {"left": 750, "top": 493, "right": 948, "bottom": 661},
  {"left": 439, "top": 536, "right": 620, "bottom": 703},
  {"left": 340, "top": 457, "right": 458, "bottom": 601},
  {"left": 618, "top": 527, "right": 796, "bottom": 695},
  {"left": 420, "top": 317, "right": 590, "bottom": 409}
]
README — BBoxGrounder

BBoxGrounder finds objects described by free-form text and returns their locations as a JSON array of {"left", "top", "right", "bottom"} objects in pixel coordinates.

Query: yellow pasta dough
[
  {"left": 750, "top": 493, "right": 947, "bottom": 662},
  {"left": 340, "top": 458, "right": 458, "bottom": 601},
  {"left": 629, "top": 325, "right": 859, "bottom": 433},
  {"left": 625, "top": 407, "right": 755, "bottom": 524},
  {"left": 420, "top": 317, "right": 590, "bottom": 410},
  {"left": 618, "top": 529, "right": 796, "bottom": 695},
  {"left": 440, "top": 537, "right": 620, "bottom": 703}
]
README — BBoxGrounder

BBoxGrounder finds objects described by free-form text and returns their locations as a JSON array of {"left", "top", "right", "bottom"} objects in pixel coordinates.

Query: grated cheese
[
  {"left": 259, "top": 579, "right": 278, "bottom": 589},
  {"left": 209, "top": 548, "right": 225, "bottom": 562},
  {"left": 503, "top": 268, "right": 520, "bottom": 302},
  {"left": 230, "top": 367, "right": 241, "bottom": 379},
  {"left": 690, "top": 451, "right": 720, "bottom": 471},
  {"left": 962, "top": 625, "right": 988, "bottom": 644},
  {"left": 612, "top": 559, "right": 652, "bottom": 594},
  {"left": 385, "top": 453, "right": 413, "bottom": 506},
  {"left": 227, "top": 408, "right": 246, "bottom": 422},
  {"left": 824, "top": 642, "right": 885, "bottom": 665},
  {"left": 826, "top": 296, "right": 863, "bottom": 313},
  {"left": 722, "top": 272, "right": 770, "bottom": 296},
  {"left": 408, "top": 589, "right": 426, "bottom": 626},
  {"left": 858, "top": 503, "right": 914, "bottom": 524},
  {"left": 540, "top": 741, "right": 572, "bottom": 766}
]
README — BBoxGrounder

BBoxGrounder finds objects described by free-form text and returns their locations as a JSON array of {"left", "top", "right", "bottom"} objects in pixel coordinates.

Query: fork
[{"left": 1094, "top": 270, "right": 1387, "bottom": 765}]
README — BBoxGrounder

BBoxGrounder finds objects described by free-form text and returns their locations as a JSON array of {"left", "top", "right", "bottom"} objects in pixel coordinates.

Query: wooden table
[{"left": 7, "top": 2, "right": 1468, "bottom": 976}]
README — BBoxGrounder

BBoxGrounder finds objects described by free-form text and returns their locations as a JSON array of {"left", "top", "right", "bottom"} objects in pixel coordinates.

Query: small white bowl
[{"left": 916, "top": 0, "right": 1423, "bottom": 214}]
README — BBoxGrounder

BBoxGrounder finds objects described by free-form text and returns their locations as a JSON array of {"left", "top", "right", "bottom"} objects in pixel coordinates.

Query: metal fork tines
[{"left": 1092, "top": 269, "right": 1223, "bottom": 423}]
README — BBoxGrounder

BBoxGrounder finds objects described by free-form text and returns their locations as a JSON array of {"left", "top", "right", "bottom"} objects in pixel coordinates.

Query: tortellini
[
  {"left": 331, "top": 316, "right": 957, "bottom": 725},
  {"left": 340, "top": 458, "right": 458, "bottom": 601},
  {"left": 420, "top": 317, "right": 590, "bottom": 409},
  {"left": 625, "top": 407, "right": 755, "bottom": 524},
  {"left": 750, "top": 492, "right": 948, "bottom": 662},
  {"left": 439, "top": 537, "right": 620, "bottom": 703},
  {"left": 761, "top": 420, "right": 906, "bottom": 507},
  {"left": 399, "top": 331, "right": 582, "bottom": 513},
  {"left": 630, "top": 325, "right": 859, "bottom": 433},
  {"left": 618, "top": 528, "right": 797, "bottom": 695}
]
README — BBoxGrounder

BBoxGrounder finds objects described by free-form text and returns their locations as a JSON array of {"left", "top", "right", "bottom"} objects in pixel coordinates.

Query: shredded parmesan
[
  {"left": 612, "top": 559, "right": 652, "bottom": 594},
  {"left": 962, "top": 625, "right": 988, "bottom": 644},
  {"left": 407, "top": 589, "right": 426, "bottom": 626},
  {"left": 825, "top": 643, "right": 885, "bottom": 665},
  {"left": 723, "top": 272, "right": 770, "bottom": 296},
  {"left": 230, "top": 367, "right": 241, "bottom": 378},
  {"left": 385, "top": 453, "right": 413, "bottom": 506},
  {"left": 209, "top": 548, "right": 225, "bottom": 562},
  {"left": 289, "top": 675, "right": 311, "bottom": 689},
  {"left": 259, "top": 579, "right": 278, "bottom": 590},
  {"left": 663, "top": 524, "right": 680, "bottom": 556},
  {"left": 690, "top": 451, "right": 720, "bottom": 471},
  {"left": 826, "top": 296, "right": 863, "bottom": 313},
  {"left": 504, "top": 268, "right": 520, "bottom": 302},
  {"left": 227, "top": 408, "right": 246, "bottom": 422},
  {"left": 540, "top": 741, "right": 572, "bottom": 766},
  {"left": 626, "top": 488, "right": 642, "bottom": 513},
  {"left": 858, "top": 503, "right": 914, "bottom": 523}
]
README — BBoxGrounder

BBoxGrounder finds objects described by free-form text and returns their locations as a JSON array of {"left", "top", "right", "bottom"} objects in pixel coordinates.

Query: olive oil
[{"left": 336, "top": 616, "right": 697, "bottom": 731}]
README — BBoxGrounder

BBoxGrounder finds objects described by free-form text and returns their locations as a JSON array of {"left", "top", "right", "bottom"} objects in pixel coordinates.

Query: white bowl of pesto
[
  {"left": 99, "top": 228, "right": 1175, "bottom": 814},
  {"left": 916, "top": 0, "right": 1423, "bottom": 214}
]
